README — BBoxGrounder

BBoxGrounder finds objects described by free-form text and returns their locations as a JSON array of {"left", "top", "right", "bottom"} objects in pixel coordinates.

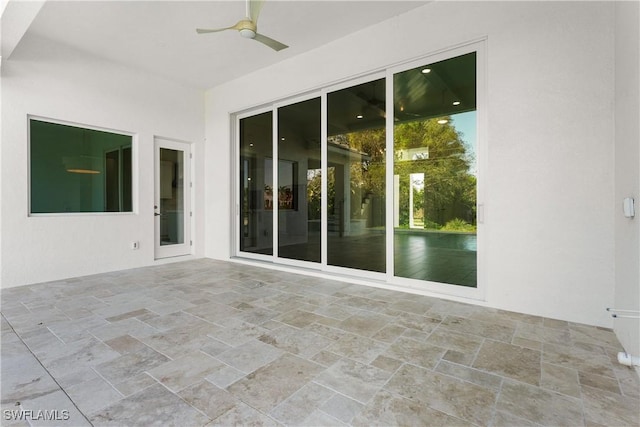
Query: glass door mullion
[
  {"left": 233, "top": 116, "right": 240, "bottom": 257},
  {"left": 385, "top": 68, "right": 395, "bottom": 281},
  {"left": 321, "top": 91, "right": 328, "bottom": 269},
  {"left": 272, "top": 108, "right": 279, "bottom": 260}
]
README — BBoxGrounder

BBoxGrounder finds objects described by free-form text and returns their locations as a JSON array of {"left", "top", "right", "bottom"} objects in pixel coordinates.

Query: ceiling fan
[{"left": 196, "top": 0, "right": 288, "bottom": 52}]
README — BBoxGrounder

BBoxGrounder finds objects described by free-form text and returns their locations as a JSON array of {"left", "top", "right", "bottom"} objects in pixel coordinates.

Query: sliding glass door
[
  {"left": 236, "top": 45, "right": 481, "bottom": 294},
  {"left": 393, "top": 52, "right": 478, "bottom": 287},
  {"left": 239, "top": 111, "right": 273, "bottom": 256},
  {"left": 277, "top": 98, "right": 322, "bottom": 263},
  {"left": 326, "top": 79, "right": 386, "bottom": 272}
]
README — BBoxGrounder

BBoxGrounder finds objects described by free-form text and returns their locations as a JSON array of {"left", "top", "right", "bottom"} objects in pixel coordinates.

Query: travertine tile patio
[{"left": 1, "top": 259, "right": 638, "bottom": 426}]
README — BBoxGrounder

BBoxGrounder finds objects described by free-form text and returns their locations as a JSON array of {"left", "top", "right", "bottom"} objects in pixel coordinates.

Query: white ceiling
[{"left": 16, "top": 0, "right": 427, "bottom": 89}]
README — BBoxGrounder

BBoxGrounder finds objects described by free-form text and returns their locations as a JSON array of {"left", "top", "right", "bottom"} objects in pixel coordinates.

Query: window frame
[
  {"left": 27, "top": 115, "right": 138, "bottom": 217},
  {"left": 231, "top": 40, "right": 486, "bottom": 301}
]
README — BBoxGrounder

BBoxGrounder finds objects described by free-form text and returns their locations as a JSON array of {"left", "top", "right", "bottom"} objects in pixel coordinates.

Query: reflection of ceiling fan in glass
[
  {"left": 356, "top": 82, "right": 386, "bottom": 120},
  {"left": 196, "top": 0, "right": 288, "bottom": 52}
]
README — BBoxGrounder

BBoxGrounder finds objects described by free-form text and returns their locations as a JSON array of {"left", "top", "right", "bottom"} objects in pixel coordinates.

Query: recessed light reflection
[
  {"left": 453, "top": 101, "right": 461, "bottom": 106},
  {"left": 356, "top": 115, "right": 363, "bottom": 119},
  {"left": 421, "top": 68, "right": 431, "bottom": 74},
  {"left": 437, "top": 119, "right": 448, "bottom": 124},
  {"left": 249, "top": 143, "right": 254, "bottom": 147}
]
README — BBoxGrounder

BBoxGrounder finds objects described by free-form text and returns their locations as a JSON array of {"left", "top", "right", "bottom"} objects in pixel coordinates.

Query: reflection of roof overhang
[
  {"left": 326, "top": 53, "right": 476, "bottom": 134},
  {"left": 328, "top": 140, "right": 371, "bottom": 162}
]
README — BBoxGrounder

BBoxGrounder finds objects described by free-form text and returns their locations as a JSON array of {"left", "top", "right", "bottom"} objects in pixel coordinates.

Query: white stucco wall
[
  {"left": 1, "top": 1, "right": 626, "bottom": 330},
  {"left": 205, "top": 1, "right": 617, "bottom": 327},
  {"left": 614, "top": 1, "right": 640, "bottom": 361},
  {"left": 1, "top": 33, "right": 205, "bottom": 287}
]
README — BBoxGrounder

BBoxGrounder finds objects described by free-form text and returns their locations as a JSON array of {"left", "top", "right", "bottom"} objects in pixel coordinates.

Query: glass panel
[
  {"left": 393, "top": 52, "right": 477, "bottom": 287},
  {"left": 30, "top": 119, "right": 132, "bottom": 213},
  {"left": 105, "top": 146, "right": 132, "bottom": 212},
  {"left": 105, "top": 149, "right": 121, "bottom": 211},
  {"left": 122, "top": 147, "right": 132, "bottom": 212},
  {"left": 239, "top": 111, "right": 273, "bottom": 255},
  {"left": 159, "top": 148, "right": 184, "bottom": 246},
  {"left": 277, "top": 98, "right": 321, "bottom": 262},
  {"left": 327, "top": 79, "right": 386, "bottom": 272}
]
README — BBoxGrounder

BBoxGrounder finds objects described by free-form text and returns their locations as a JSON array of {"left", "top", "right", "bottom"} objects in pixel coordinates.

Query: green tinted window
[{"left": 30, "top": 119, "right": 133, "bottom": 213}]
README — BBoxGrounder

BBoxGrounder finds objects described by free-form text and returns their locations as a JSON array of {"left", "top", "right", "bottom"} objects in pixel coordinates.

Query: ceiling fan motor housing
[{"left": 238, "top": 19, "right": 257, "bottom": 39}]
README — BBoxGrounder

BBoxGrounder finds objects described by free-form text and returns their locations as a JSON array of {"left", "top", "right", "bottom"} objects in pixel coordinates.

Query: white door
[{"left": 154, "top": 138, "right": 191, "bottom": 259}]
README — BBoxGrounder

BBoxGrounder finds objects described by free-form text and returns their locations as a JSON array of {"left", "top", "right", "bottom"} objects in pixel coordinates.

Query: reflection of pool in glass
[
  {"left": 272, "top": 228, "right": 477, "bottom": 288},
  {"left": 394, "top": 229, "right": 477, "bottom": 288},
  {"left": 403, "top": 230, "right": 476, "bottom": 251}
]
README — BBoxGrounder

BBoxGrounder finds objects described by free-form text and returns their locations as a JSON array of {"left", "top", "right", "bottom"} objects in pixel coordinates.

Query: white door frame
[
  {"left": 232, "top": 40, "right": 486, "bottom": 301},
  {"left": 154, "top": 137, "right": 192, "bottom": 259}
]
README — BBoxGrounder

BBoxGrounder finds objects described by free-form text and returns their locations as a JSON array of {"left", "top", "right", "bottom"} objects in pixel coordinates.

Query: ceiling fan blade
[
  {"left": 249, "top": 0, "right": 264, "bottom": 24},
  {"left": 197, "top": 20, "right": 244, "bottom": 34},
  {"left": 253, "top": 33, "right": 288, "bottom": 51},
  {"left": 196, "top": 26, "right": 235, "bottom": 34}
]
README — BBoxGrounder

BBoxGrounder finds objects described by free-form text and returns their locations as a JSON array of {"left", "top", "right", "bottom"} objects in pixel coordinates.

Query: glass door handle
[{"left": 154, "top": 212, "right": 161, "bottom": 217}]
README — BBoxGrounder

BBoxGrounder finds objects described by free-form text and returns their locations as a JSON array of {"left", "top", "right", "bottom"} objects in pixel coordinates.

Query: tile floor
[{"left": 1, "top": 259, "right": 638, "bottom": 426}]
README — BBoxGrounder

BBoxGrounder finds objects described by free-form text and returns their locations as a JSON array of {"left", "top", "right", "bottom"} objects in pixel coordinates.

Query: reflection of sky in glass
[
  {"left": 451, "top": 111, "right": 477, "bottom": 175},
  {"left": 410, "top": 172, "right": 424, "bottom": 190}
]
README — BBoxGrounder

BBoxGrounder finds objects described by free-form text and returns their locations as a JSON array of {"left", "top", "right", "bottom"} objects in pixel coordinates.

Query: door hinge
[
  {"left": 190, "top": 182, "right": 193, "bottom": 188},
  {"left": 190, "top": 153, "right": 193, "bottom": 159},
  {"left": 190, "top": 240, "right": 193, "bottom": 246},
  {"left": 190, "top": 211, "right": 193, "bottom": 217}
]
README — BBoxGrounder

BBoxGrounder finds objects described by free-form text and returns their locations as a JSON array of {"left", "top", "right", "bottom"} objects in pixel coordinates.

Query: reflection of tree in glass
[
  {"left": 307, "top": 168, "right": 335, "bottom": 220},
  {"left": 306, "top": 117, "right": 475, "bottom": 230},
  {"left": 306, "top": 169, "right": 321, "bottom": 220},
  {"left": 394, "top": 117, "right": 476, "bottom": 230}
]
